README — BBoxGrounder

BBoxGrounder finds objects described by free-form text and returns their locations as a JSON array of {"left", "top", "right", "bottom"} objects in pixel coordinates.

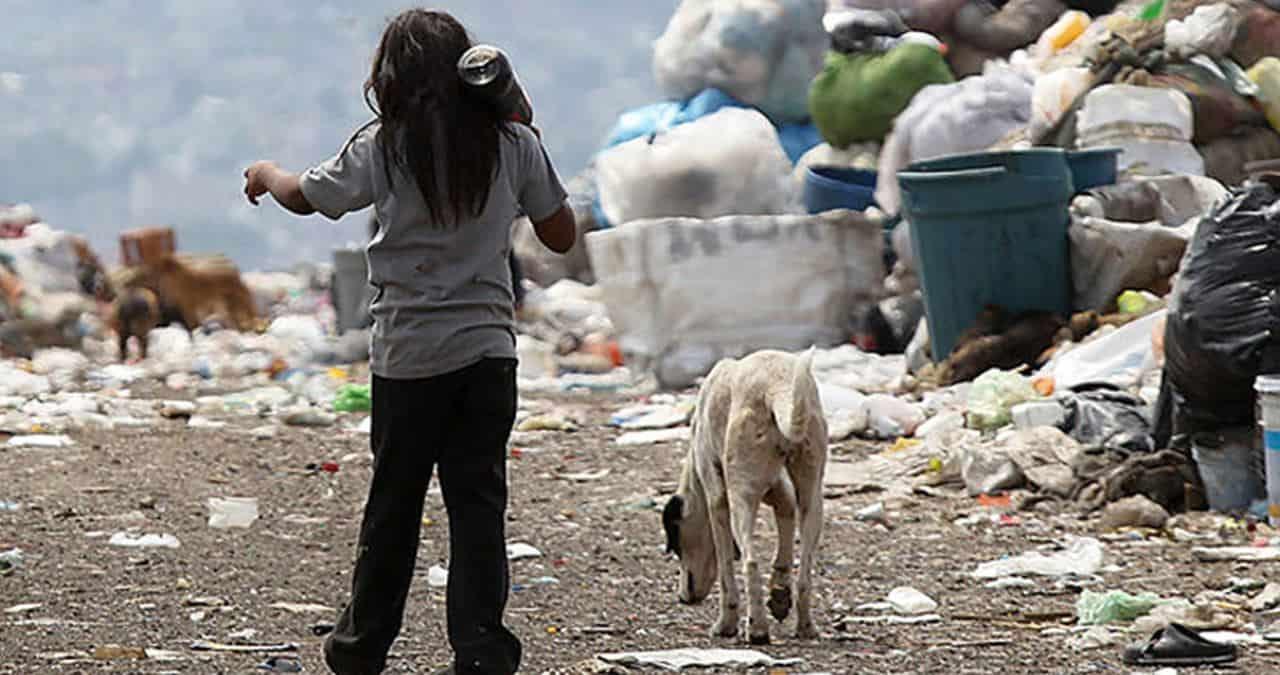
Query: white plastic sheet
[
  {"left": 653, "top": 0, "right": 828, "bottom": 124},
  {"left": 596, "top": 108, "right": 799, "bottom": 228}
]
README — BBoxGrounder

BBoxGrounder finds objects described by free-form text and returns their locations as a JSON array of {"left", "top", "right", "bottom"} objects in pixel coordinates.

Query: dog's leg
[
  {"left": 766, "top": 477, "right": 796, "bottom": 622},
  {"left": 729, "top": 489, "right": 769, "bottom": 645},
  {"left": 706, "top": 486, "right": 740, "bottom": 639},
  {"left": 790, "top": 459, "right": 824, "bottom": 640}
]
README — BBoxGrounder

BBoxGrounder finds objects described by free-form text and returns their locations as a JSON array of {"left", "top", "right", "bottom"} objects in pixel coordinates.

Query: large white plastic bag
[
  {"left": 875, "top": 64, "right": 1034, "bottom": 216},
  {"left": 1164, "top": 4, "right": 1239, "bottom": 59},
  {"left": 653, "top": 0, "right": 828, "bottom": 124},
  {"left": 0, "top": 223, "right": 88, "bottom": 296},
  {"left": 585, "top": 210, "right": 884, "bottom": 389},
  {"left": 595, "top": 107, "right": 800, "bottom": 227}
]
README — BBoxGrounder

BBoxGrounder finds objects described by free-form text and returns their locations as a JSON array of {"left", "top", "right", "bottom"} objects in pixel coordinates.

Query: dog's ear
[{"left": 662, "top": 495, "right": 683, "bottom": 557}]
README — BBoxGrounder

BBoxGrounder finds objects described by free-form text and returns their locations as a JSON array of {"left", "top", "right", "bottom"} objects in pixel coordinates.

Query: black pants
[{"left": 325, "top": 359, "right": 521, "bottom": 674}]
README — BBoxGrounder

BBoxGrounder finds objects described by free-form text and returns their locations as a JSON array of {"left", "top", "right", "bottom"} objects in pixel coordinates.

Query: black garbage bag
[
  {"left": 1062, "top": 385, "right": 1154, "bottom": 453},
  {"left": 1162, "top": 179, "right": 1280, "bottom": 435}
]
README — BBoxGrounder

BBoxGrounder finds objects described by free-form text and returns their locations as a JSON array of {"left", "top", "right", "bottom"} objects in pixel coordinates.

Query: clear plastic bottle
[{"left": 457, "top": 45, "right": 534, "bottom": 126}]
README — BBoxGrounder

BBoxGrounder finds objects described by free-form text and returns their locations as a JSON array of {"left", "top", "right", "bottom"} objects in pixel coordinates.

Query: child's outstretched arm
[{"left": 244, "top": 161, "right": 316, "bottom": 215}]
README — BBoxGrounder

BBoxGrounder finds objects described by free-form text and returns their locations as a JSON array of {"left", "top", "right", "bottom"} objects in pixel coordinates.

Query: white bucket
[
  {"left": 1255, "top": 375, "right": 1280, "bottom": 525},
  {"left": 1191, "top": 429, "right": 1264, "bottom": 514}
]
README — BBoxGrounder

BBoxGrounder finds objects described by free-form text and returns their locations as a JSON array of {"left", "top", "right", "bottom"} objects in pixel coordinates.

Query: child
[{"left": 243, "top": 9, "right": 574, "bottom": 674}]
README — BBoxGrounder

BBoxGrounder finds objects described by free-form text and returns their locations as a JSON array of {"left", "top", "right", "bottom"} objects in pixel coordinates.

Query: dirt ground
[{"left": 2, "top": 386, "right": 1279, "bottom": 674}]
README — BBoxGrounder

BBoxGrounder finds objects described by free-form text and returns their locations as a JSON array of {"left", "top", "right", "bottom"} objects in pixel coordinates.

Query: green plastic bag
[
  {"left": 333, "top": 384, "right": 372, "bottom": 413},
  {"left": 808, "top": 44, "right": 954, "bottom": 148},
  {"left": 1077, "top": 590, "right": 1160, "bottom": 625},
  {"left": 965, "top": 369, "right": 1039, "bottom": 431}
]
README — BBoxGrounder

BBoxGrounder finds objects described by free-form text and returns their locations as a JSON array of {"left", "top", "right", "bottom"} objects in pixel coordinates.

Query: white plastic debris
[
  {"left": 855, "top": 502, "right": 887, "bottom": 525},
  {"left": 616, "top": 428, "right": 690, "bottom": 446},
  {"left": 188, "top": 416, "right": 228, "bottom": 430},
  {"left": 972, "top": 538, "right": 1105, "bottom": 579},
  {"left": 282, "top": 407, "right": 337, "bottom": 428},
  {"left": 887, "top": 586, "right": 938, "bottom": 615},
  {"left": 985, "top": 577, "right": 1037, "bottom": 590},
  {"left": 1012, "top": 400, "right": 1066, "bottom": 430},
  {"left": 507, "top": 543, "right": 542, "bottom": 561},
  {"left": 866, "top": 394, "right": 925, "bottom": 439},
  {"left": 0, "top": 363, "right": 51, "bottom": 397},
  {"left": 108, "top": 533, "right": 181, "bottom": 549},
  {"left": 1192, "top": 547, "right": 1280, "bottom": 563},
  {"left": 269, "top": 602, "right": 334, "bottom": 615},
  {"left": 6, "top": 434, "right": 74, "bottom": 449},
  {"left": 914, "top": 410, "right": 965, "bottom": 439},
  {"left": 207, "top": 498, "right": 259, "bottom": 529},
  {"left": 428, "top": 565, "right": 449, "bottom": 588},
  {"left": 597, "top": 648, "right": 803, "bottom": 671}
]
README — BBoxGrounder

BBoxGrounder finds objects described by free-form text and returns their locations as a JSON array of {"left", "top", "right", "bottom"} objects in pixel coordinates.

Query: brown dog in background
[
  {"left": 138, "top": 255, "right": 257, "bottom": 333},
  {"left": 109, "top": 287, "right": 161, "bottom": 361}
]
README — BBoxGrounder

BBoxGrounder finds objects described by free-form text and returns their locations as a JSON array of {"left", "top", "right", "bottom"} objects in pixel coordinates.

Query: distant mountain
[{"left": 0, "top": 1, "right": 675, "bottom": 269}]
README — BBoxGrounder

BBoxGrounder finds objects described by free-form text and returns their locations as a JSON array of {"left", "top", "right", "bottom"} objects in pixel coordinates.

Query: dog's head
[{"left": 662, "top": 491, "right": 717, "bottom": 605}]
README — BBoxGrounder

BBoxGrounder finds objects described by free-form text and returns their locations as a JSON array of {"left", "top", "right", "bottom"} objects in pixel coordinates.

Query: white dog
[{"left": 662, "top": 349, "right": 828, "bottom": 644}]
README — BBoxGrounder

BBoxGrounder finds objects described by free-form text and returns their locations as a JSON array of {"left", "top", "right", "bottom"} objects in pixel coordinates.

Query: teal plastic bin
[{"left": 897, "top": 149, "right": 1074, "bottom": 360}]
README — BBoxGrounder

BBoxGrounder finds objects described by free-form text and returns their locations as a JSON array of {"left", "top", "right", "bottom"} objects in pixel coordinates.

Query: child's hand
[{"left": 243, "top": 161, "right": 279, "bottom": 206}]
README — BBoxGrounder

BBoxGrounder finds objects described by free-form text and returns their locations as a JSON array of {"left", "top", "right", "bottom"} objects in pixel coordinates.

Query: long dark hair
[{"left": 363, "top": 9, "right": 509, "bottom": 226}]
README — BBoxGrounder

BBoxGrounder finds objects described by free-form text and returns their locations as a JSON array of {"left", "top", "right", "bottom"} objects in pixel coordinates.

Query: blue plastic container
[
  {"left": 1067, "top": 148, "right": 1122, "bottom": 193},
  {"left": 804, "top": 166, "right": 879, "bottom": 214},
  {"left": 897, "top": 148, "right": 1074, "bottom": 360}
]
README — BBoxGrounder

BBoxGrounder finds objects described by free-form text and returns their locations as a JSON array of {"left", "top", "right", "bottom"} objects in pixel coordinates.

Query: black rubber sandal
[{"left": 1122, "top": 623, "right": 1238, "bottom": 667}]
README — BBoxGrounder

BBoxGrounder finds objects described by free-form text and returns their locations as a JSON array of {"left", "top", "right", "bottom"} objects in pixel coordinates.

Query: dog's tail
[{"left": 772, "top": 347, "right": 818, "bottom": 445}]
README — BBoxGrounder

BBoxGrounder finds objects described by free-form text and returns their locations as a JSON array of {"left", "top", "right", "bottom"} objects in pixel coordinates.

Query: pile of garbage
[{"left": 501, "top": 0, "right": 1280, "bottom": 527}]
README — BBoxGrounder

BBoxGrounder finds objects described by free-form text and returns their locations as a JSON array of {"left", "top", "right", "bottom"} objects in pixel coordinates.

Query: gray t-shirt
[{"left": 300, "top": 122, "right": 567, "bottom": 379}]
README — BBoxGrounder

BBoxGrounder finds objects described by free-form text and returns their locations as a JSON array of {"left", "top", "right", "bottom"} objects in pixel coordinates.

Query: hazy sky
[{"left": 0, "top": 1, "right": 674, "bottom": 269}]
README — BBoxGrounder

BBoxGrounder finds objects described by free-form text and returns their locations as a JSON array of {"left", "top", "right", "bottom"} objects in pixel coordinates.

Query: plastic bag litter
[
  {"left": 652, "top": 0, "right": 828, "bottom": 124},
  {"left": 876, "top": 64, "right": 1034, "bottom": 216},
  {"left": 971, "top": 537, "right": 1105, "bottom": 579},
  {"left": 207, "top": 497, "right": 259, "bottom": 529},
  {"left": 108, "top": 533, "right": 181, "bottom": 549},
  {"left": 1164, "top": 180, "right": 1280, "bottom": 431},
  {"left": 332, "top": 384, "right": 371, "bottom": 413},
  {"left": 595, "top": 108, "right": 799, "bottom": 228},
  {"left": 0, "top": 363, "right": 51, "bottom": 397},
  {"left": 1076, "top": 590, "right": 1161, "bottom": 625},
  {"left": 966, "top": 370, "right": 1040, "bottom": 431},
  {"left": 598, "top": 648, "right": 802, "bottom": 671},
  {"left": 809, "top": 42, "right": 953, "bottom": 147},
  {"left": 1165, "top": 4, "right": 1239, "bottom": 59},
  {"left": 1061, "top": 387, "right": 1152, "bottom": 452},
  {"left": 1040, "top": 309, "right": 1164, "bottom": 393}
]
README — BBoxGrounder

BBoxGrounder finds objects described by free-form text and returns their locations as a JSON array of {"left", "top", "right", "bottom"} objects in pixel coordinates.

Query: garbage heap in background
[{"left": 505, "top": 0, "right": 1280, "bottom": 521}]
